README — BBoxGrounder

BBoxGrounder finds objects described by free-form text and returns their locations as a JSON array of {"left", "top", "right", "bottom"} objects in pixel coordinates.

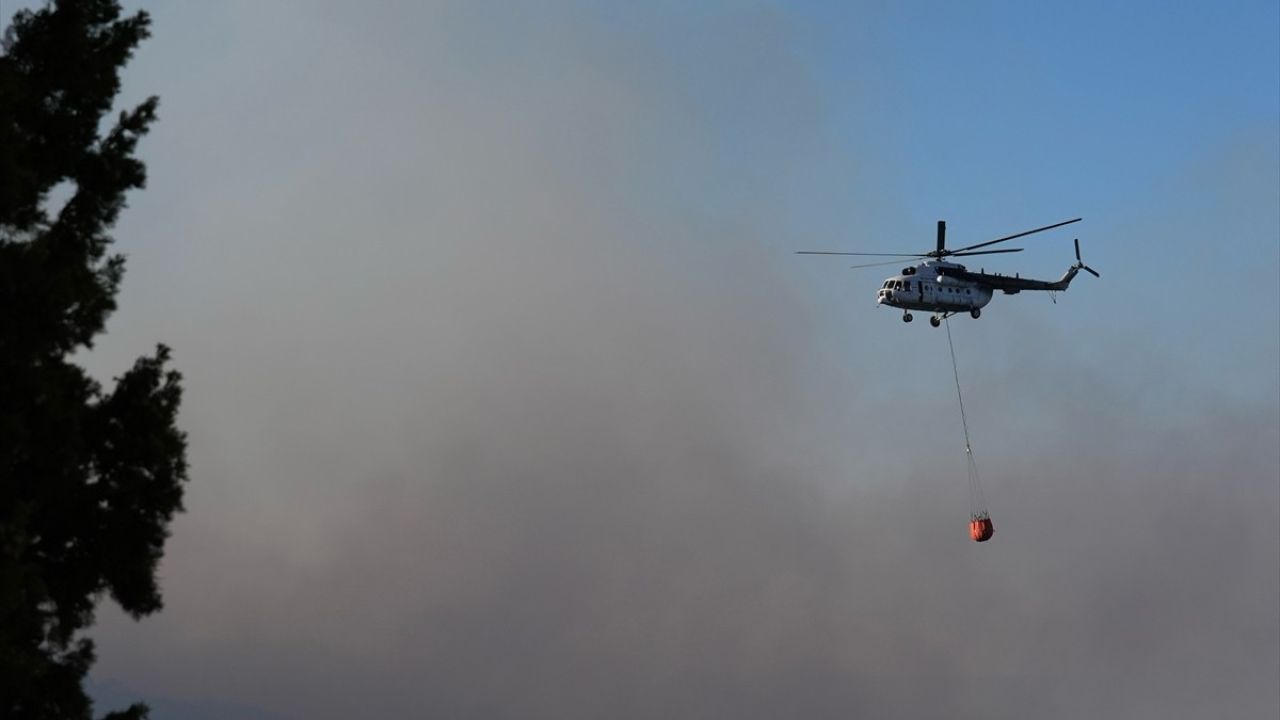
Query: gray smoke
[{"left": 82, "top": 2, "right": 1278, "bottom": 718}]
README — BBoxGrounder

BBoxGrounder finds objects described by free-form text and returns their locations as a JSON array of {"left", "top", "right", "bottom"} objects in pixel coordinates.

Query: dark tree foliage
[{"left": 0, "top": 2, "right": 187, "bottom": 718}]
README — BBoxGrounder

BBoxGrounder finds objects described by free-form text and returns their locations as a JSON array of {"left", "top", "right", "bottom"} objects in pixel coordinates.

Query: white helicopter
[{"left": 798, "top": 218, "right": 1099, "bottom": 326}]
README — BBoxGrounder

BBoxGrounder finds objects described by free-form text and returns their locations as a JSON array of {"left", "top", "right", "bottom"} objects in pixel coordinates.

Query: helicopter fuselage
[{"left": 876, "top": 260, "right": 994, "bottom": 314}]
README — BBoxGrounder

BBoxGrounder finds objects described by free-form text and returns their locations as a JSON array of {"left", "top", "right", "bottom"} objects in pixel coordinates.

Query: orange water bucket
[{"left": 969, "top": 516, "right": 994, "bottom": 543}]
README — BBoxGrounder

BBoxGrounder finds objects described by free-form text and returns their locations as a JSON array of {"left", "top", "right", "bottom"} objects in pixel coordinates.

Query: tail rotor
[{"left": 1073, "top": 238, "right": 1100, "bottom": 277}]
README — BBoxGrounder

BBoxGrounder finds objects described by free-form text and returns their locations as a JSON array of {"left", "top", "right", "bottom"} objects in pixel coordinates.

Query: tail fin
[{"left": 1051, "top": 266, "right": 1080, "bottom": 290}]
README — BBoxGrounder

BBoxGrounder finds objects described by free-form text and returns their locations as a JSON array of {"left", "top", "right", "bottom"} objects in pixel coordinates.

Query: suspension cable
[{"left": 944, "top": 318, "right": 987, "bottom": 519}]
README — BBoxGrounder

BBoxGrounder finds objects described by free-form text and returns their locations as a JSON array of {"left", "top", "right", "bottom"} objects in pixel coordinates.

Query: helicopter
[{"left": 798, "top": 218, "right": 1099, "bottom": 326}]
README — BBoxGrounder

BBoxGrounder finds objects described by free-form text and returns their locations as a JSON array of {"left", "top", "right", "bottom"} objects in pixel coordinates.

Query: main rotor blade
[
  {"left": 849, "top": 258, "right": 919, "bottom": 270},
  {"left": 950, "top": 248, "right": 1024, "bottom": 257},
  {"left": 796, "top": 251, "right": 925, "bottom": 257},
  {"left": 949, "top": 217, "right": 1082, "bottom": 254}
]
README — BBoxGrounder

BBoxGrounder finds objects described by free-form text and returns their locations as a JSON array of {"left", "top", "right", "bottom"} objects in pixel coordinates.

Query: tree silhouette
[{"left": 0, "top": 2, "right": 187, "bottom": 718}]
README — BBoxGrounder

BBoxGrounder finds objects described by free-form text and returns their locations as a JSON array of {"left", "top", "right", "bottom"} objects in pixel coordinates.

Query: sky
[{"left": 6, "top": 1, "right": 1279, "bottom": 717}]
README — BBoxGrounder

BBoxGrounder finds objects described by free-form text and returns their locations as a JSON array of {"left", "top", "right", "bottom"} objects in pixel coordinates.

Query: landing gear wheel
[
  {"left": 929, "top": 316, "right": 941, "bottom": 327},
  {"left": 970, "top": 308, "right": 981, "bottom": 319},
  {"left": 902, "top": 313, "right": 913, "bottom": 323}
]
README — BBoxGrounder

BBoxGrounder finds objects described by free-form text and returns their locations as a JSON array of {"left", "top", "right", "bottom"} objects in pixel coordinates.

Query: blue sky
[
  {"left": 799, "top": 0, "right": 1278, "bottom": 207},
  {"left": 5, "top": 1, "right": 1276, "bottom": 717}
]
